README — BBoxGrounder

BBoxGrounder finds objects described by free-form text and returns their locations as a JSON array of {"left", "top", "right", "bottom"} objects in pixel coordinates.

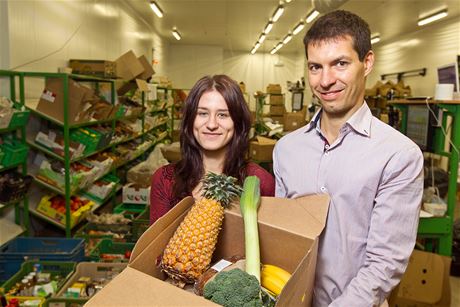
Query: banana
[
  {"left": 262, "top": 264, "right": 292, "bottom": 284},
  {"left": 261, "top": 270, "right": 286, "bottom": 296}
]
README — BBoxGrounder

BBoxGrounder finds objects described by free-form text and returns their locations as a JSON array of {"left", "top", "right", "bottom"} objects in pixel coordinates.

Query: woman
[{"left": 150, "top": 75, "right": 275, "bottom": 224}]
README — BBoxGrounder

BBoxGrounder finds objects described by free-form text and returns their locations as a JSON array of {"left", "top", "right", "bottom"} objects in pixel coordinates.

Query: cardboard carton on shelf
[
  {"left": 270, "top": 115, "right": 284, "bottom": 125},
  {"left": 270, "top": 105, "right": 285, "bottom": 116},
  {"left": 388, "top": 249, "right": 451, "bottom": 307},
  {"left": 266, "top": 83, "right": 282, "bottom": 94},
  {"left": 269, "top": 94, "right": 284, "bottom": 105},
  {"left": 68, "top": 59, "right": 117, "bottom": 78},
  {"left": 115, "top": 50, "right": 144, "bottom": 81},
  {"left": 284, "top": 111, "right": 306, "bottom": 131},
  {"left": 36, "top": 78, "right": 94, "bottom": 125},
  {"left": 136, "top": 55, "right": 155, "bottom": 81},
  {"left": 249, "top": 136, "right": 277, "bottom": 162},
  {"left": 85, "top": 194, "right": 330, "bottom": 307}
]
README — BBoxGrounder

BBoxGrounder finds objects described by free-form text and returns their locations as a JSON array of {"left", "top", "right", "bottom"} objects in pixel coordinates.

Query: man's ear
[{"left": 363, "top": 50, "right": 374, "bottom": 77}]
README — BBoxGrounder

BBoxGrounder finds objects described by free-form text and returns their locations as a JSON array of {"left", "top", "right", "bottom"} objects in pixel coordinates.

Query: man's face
[{"left": 307, "top": 36, "right": 374, "bottom": 118}]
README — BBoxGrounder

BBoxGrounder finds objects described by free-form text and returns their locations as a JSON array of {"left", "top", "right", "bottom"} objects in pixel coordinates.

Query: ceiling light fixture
[
  {"left": 251, "top": 43, "right": 261, "bottom": 54},
  {"left": 292, "top": 21, "right": 305, "bottom": 35},
  {"left": 285, "top": 0, "right": 292, "bottom": 3},
  {"left": 270, "top": 48, "right": 278, "bottom": 55},
  {"left": 264, "top": 22, "right": 274, "bottom": 34},
  {"left": 282, "top": 34, "right": 292, "bottom": 44},
  {"left": 259, "top": 33, "right": 266, "bottom": 43},
  {"left": 172, "top": 28, "right": 181, "bottom": 40},
  {"left": 371, "top": 35, "right": 380, "bottom": 44},
  {"left": 149, "top": 1, "right": 163, "bottom": 18},
  {"left": 417, "top": 9, "right": 448, "bottom": 26},
  {"left": 276, "top": 42, "right": 283, "bottom": 50},
  {"left": 306, "top": 10, "right": 320, "bottom": 23},
  {"left": 272, "top": 5, "right": 285, "bottom": 22}
]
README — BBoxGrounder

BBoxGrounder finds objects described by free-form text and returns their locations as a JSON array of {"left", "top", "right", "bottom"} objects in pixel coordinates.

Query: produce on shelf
[{"left": 159, "top": 173, "right": 242, "bottom": 285}]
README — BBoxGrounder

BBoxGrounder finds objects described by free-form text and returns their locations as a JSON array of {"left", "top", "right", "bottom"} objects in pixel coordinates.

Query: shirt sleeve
[
  {"left": 273, "top": 144, "right": 287, "bottom": 197},
  {"left": 150, "top": 165, "right": 175, "bottom": 224},
  {"left": 330, "top": 146, "right": 424, "bottom": 307}
]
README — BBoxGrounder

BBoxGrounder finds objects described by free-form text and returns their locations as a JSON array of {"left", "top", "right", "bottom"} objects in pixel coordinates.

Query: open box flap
[{"left": 226, "top": 194, "right": 330, "bottom": 239}]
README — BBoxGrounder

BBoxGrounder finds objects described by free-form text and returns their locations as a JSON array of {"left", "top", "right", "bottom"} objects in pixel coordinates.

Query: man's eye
[
  {"left": 337, "top": 61, "right": 348, "bottom": 67},
  {"left": 309, "top": 65, "right": 320, "bottom": 72}
]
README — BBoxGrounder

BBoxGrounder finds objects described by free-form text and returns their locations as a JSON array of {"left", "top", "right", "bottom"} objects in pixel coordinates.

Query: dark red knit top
[{"left": 149, "top": 163, "right": 275, "bottom": 224}]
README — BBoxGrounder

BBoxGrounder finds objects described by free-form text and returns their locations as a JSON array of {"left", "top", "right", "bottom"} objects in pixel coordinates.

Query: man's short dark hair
[{"left": 303, "top": 10, "right": 371, "bottom": 61}]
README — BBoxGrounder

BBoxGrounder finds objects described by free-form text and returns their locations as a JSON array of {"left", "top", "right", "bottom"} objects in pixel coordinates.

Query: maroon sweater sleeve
[
  {"left": 150, "top": 164, "right": 176, "bottom": 224},
  {"left": 246, "top": 162, "right": 275, "bottom": 196}
]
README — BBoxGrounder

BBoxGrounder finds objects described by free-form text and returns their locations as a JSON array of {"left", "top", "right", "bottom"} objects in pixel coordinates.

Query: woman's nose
[{"left": 206, "top": 115, "right": 218, "bottom": 129}]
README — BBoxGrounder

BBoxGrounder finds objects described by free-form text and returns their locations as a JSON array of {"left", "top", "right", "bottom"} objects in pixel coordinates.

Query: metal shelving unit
[
  {"left": 391, "top": 99, "right": 460, "bottom": 256},
  {"left": 0, "top": 70, "right": 29, "bottom": 245}
]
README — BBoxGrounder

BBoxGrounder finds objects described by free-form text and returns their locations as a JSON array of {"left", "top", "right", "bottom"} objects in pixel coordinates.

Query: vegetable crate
[
  {"left": 1, "top": 261, "right": 77, "bottom": 299},
  {"left": 47, "top": 262, "right": 128, "bottom": 307},
  {"left": 0, "top": 141, "right": 29, "bottom": 167},
  {"left": 7, "top": 110, "right": 31, "bottom": 130},
  {"left": 0, "top": 237, "right": 84, "bottom": 281},
  {"left": 88, "top": 239, "right": 134, "bottom": 262}
]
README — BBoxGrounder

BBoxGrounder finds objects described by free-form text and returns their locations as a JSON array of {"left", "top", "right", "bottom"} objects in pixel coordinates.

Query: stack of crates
[{"left": 0, "top": 237, "right": 85, "bottom": 282}]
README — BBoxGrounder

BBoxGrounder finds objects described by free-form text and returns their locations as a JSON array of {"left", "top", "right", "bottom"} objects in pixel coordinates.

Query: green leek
[{"left": 240, "top": 176, "right": 261, "bottom": 283}]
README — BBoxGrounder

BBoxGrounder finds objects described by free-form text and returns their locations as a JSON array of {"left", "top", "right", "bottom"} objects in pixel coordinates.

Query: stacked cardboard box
[{"left": 268, "top": 93, "right": 285, "bottom": 124}]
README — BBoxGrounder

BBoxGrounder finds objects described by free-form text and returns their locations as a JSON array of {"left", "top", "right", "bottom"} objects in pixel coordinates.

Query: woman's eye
[
  {"left": 217, "top": 113, "right": 229, "bottom": 118},
  {"left": 197, "top": 112, "right": 208, "bottom": 117}
]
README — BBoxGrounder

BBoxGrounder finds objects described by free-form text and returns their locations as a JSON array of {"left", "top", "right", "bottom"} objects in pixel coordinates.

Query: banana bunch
[{"left": 261, "top": 264, "right": 291, "bottom": 296}]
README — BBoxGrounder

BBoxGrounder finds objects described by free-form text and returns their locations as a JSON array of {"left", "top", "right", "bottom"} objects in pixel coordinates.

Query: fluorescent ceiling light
[
  {"left": 149, "top": 1, "right": 163, "bottom": 18},
  {"left": 270, "top": 48, "right": 278, "bottom": 55},
  {"left": 418, "top": 9, "right": 448, "bottom": 26},
  {"left": 272, "top": 5, "right": 284, "bottom": 22},
  {"left": 255, "top": 42, "right": 261, "bottom": 49},
  {"left": 251, "top": 44, "right": 260, "bottom": 54},
  {"left": 371, "top": 35, "right": 380, "bottom": 44},
  {"left": 276, "top": 42, "right": 283, "bottom": 50},
  {"left": 259, "top": 33, "right": 266, "bottom": 43},
  {"left": 292, "top": 21, "right": 305, "bottom": 35},
  {"left": 285, "top": 0, "right": 292, "bottom": 3},
  {"left": 172, "top": 28, "right": 181, "bottom": 40},
  {"left": 282, "top": 34, "right": 292, "bottom": 44},
  {"left": 306, "top": 10, "right": 320, "bottom": 23},
  {"left": 264, "top": 22, "right": 274, "bottom": 34}
]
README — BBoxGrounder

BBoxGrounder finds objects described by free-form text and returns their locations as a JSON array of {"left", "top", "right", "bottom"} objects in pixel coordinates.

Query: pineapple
[{"left": 160, "top": 172, "right": 242, "bottom": 284}]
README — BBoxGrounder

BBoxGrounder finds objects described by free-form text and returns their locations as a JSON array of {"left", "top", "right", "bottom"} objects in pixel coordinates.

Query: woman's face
[{"left": 193, "top": 89, "right": 235, "bottom": 152}]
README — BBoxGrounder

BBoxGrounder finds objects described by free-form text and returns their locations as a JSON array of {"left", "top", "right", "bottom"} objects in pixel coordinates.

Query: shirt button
[
  {"left": 325, "top": 144, "right": 330, "bottom": 149},
  {"left": 320, "top": 186, "right": 327, "bottom": 192}
]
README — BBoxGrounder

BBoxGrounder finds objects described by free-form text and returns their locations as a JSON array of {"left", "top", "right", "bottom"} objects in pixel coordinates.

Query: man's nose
[{"left": 320, "top": 68, "right": 336, "bottom": 88}]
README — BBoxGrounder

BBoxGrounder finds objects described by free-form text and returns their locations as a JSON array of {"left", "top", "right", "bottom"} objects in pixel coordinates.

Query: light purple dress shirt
[{"left": 273, "top": 103, "right": 424, "bottom": 307}]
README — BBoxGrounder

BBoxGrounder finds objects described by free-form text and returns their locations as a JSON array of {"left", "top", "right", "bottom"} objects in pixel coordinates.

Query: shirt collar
[{"left": 304, "top": 102, "right": 372, "bottom": 137}]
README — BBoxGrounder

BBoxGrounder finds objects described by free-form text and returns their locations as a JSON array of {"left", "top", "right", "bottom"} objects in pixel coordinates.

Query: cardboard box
[
  {"left": 284, "top": 112, "right": 306, "bottom": 131},
  {"left": 270, "top": 105, "right": 285, "bottom": 116},
  {"left": 249, "top": 136, "right": 276, "bottom": 162},
  {"left": 122, "top": 183, "right": 150, "bottom": 205},
  {"left": 69, "top": 59, "right": 116, "bottom": 78},
  {"left": 388, "top": 250, "right": 451, "bottom": 307},
  {"left": 266, "top": 83, "right": 282, "bottom": 94},
  {"left": 269, "top": 94, "right": 284, "bottom": 105},
  {"left": 115, "top": 50, "right": 144, "bottom": 81},
  {"left": 270, "top": 115, "right": 284, "bottom": 124},
  {"left": 161, "top": 145, "right": 181, "bottom": 162},
  {"left": 136, "top": 55, "right": 155, "bottom": 80},
  {"left": 85, "top": 194, "right": 330, "bottom": 306},
  {"left": 36, "top": 78, "right": 93, "bottom": 125}
]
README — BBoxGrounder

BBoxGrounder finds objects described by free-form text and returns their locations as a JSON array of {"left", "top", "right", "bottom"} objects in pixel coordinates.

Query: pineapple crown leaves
[{"left": 201, "top": 172, "right": 243, "bottom": 208}]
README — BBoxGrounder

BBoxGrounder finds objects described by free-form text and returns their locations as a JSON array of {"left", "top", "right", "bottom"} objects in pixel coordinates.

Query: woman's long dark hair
[{"left": 173, "top": 75, "right": 251, "bottom": 199}]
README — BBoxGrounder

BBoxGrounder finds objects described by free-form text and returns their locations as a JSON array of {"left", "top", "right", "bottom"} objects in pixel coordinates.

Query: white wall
[
  {"left": 368, "top": 16, "right": 460, "bottom": 97},
  {"left": 4, "top": 0, "right": 168, "bottom": 76},
  {"left": 168, "top": 45, "right": 306, "bottom": 111}
]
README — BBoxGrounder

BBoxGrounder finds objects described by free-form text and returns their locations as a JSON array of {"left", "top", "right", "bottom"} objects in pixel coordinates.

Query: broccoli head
[{"left": 203, "top": 268, "right": 262, "bottom": 307}]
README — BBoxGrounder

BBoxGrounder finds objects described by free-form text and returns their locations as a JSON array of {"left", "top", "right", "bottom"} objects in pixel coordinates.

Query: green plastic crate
[
  {"left": 113, "top": 203, "right": 147, "bottom": 215},
  {"left": 7, "top": 110, "right": 31, "bottom": 129},
  {"left": 1, "top": 261, "right": 77, "bottom": 298},
  {"left": 88, "top": 239, "right": 134, "bottom": 262},
  {"left": 0, "top": 142, "right": 29, "bottom": 166},
  {"left": 69, "top": 129, "right": 99, "bottom": 155}
]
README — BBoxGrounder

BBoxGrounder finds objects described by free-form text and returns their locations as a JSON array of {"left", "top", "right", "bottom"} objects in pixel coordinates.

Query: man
[{"left": 273, "top": 10, "right": 424, "bottom": 306}]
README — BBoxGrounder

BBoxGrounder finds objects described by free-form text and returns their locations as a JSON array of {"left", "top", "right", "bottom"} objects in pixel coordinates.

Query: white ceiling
[{"left": 128, "top": 0, "right": 460, "bottom": 54}]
